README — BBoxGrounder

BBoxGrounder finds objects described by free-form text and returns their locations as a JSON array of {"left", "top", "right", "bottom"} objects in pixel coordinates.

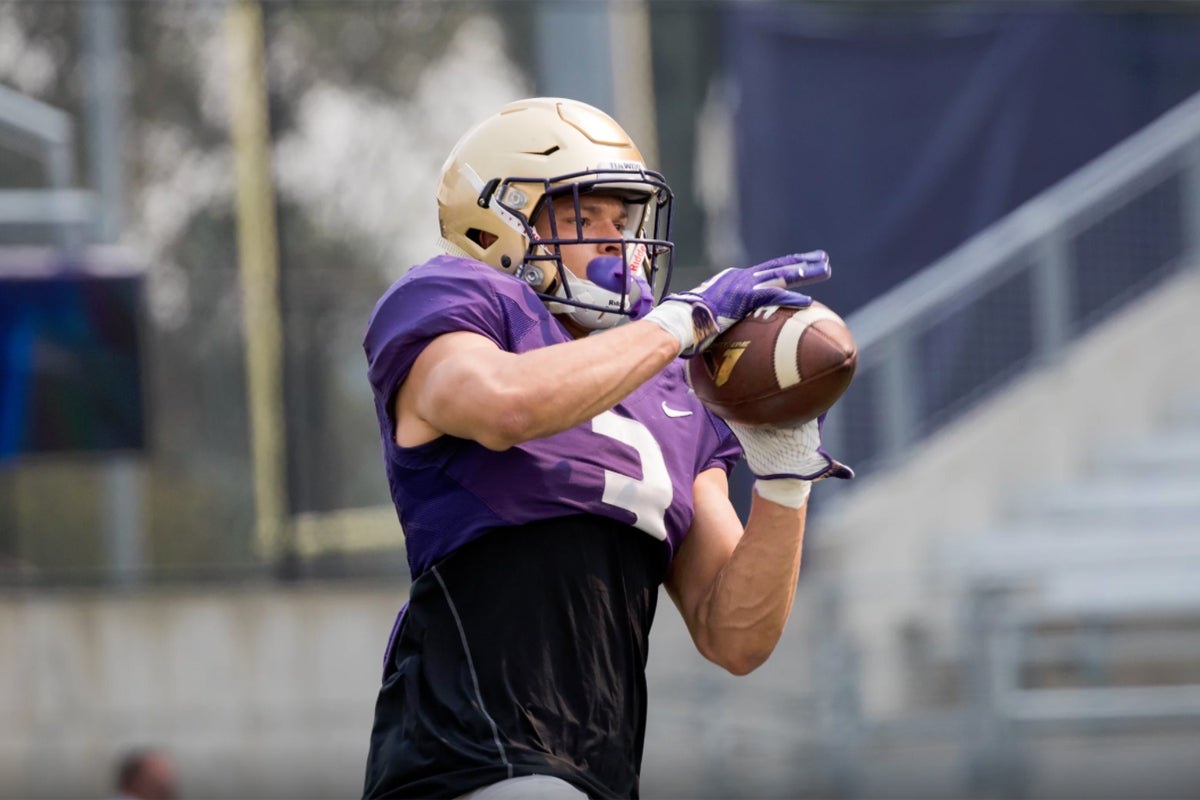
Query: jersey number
[{"left": 591, "top": 410, "right": 672, "bottom": 541}]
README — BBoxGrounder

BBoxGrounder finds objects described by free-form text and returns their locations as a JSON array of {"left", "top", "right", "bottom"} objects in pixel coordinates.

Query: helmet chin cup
[
  {"left": 561, "top": 300, "right": 624, "bottom": 331},
  {"left": 549, "top": 255, "right": 653, "bottom": 331}
]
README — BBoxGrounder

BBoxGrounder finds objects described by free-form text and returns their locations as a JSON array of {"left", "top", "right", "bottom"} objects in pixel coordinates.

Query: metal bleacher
[
  {"left": 823, "top": 90, "right": 1200, "bottom": 477},
  {"left": 952, "top": 391, "right": 1200, "bottom": 797}
]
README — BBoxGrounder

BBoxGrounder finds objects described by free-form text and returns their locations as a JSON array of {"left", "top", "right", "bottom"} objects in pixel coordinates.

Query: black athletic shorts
[{"left": 363, "top": 514, "right": 670, "bottom": 799}]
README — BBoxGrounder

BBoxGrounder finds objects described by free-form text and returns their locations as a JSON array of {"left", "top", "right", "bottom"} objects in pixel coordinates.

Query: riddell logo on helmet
[{"left": 628, "top": 243, "right": 647, "bottom": 273}]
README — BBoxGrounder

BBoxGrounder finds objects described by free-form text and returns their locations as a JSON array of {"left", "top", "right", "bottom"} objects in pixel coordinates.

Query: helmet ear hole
[{"left": 466, "top": 228, "right": 500, "bottom": 249}]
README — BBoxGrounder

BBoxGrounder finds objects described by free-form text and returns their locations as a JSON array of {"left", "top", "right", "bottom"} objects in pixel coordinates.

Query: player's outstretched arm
[
  {"left": 665, "top": 415, "right": 852, "bottom": 675},
  {"left": 665, "top": 468, "right": 808, "bottom": 676},
  {"left": 396, "top": 320, "right": 680, "bottom": 450},
  {"left": 395, "top": 253, "right": 833, "bottom": 450}
]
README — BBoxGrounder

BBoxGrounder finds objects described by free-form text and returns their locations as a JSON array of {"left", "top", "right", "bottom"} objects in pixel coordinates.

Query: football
[{"left": 686, "top": 302, "right": 857, "bottom": 426}]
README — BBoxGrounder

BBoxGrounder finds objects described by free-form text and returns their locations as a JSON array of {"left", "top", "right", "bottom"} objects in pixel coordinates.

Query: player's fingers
[
  {"left": 751, "top": 250, "right": 827, "bottom": 273},
  {"left": 749, "top": 251, "right": 826, "bottom": 272},
  {"left": 751, "top": 251, "right": 829, "bottom": 286},
  {"left": 787, "top": 254, "right": 831, "bottom": 285},
  {"left": 748, "top": 253, "right": 804, "bottom": 272},
  {"left": 753, "top": 287, "right": 814, "bottom": 308},
  {"left": 693, "top": 267, "right": 736, "bottom": 293},
  {"left": 824, "top": 459, "right": 855, "bottom": 480},
  {"left": 752, "top": 259, "right": 830, "bottom": 290}
]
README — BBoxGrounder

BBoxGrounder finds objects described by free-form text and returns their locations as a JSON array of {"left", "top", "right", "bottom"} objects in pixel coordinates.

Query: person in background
[{"left": 113, "top": 748, "right": 177, "bottom": 800}]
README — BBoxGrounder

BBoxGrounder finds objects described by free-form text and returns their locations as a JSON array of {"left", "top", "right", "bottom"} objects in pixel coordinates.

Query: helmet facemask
[{"left": 490, "top": 169, "right": 675, "bottom": 330}]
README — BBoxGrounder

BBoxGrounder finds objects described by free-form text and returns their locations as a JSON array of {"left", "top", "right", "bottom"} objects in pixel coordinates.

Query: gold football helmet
[{"left": 436, "top": 97, "right": 673, "bottom": 322}]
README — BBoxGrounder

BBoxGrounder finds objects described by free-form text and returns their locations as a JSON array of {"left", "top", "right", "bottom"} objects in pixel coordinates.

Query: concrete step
[
  {"left": 1010, "top": 478, "right": 1200, "bottom": 529},
  {"left": 1166, "top": 395, "right": 1200, "bottom": 431},
  {"left": 965, "top": 520, "right": 1198, "bottom": 539},
  {"left": 940, "top": 526, "right": 1200, "bottom": 581},
  {"left": 1089, "top": 433, "right": 1200, "bottom": 478},
  {"left": 1029, "top": 566, "right": 1200, "bottom": 617}
]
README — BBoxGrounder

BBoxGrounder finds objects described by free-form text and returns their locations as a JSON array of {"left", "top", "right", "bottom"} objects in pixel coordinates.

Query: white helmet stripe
[{"left": 458, "top": 163, "right": 527, "bottom": 238}]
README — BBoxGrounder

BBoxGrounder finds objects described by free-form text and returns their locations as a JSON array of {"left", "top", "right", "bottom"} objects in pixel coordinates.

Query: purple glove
[{"left": 644, "top": 251, "right": 831, "bottom": 356}]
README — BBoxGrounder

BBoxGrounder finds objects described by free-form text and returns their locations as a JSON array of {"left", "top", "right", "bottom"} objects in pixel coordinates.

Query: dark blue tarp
[
  {"left": 0, "top": 261, "right": 144, "bottom": 459},
  {"left": 727, "top": 4, "right": 1200, "bottom": 313}
]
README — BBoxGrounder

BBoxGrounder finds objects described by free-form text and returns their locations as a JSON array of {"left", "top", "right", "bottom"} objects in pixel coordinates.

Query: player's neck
[{"left": 554, "top": 314, "right": 591, "bottom": 340}]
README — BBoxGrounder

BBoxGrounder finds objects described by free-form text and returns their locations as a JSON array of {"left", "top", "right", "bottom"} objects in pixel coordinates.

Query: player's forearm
[
  {"left": 483, "top": 319, "right": 680, "bottom": 446},
  {"left": 694, "top": 495, "right": 807, "bottom": 675}
]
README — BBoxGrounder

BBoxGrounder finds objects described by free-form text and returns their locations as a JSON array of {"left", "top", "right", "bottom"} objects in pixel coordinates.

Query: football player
[{"left": 362, "top": 97, "right": 851, "bottom": 800}]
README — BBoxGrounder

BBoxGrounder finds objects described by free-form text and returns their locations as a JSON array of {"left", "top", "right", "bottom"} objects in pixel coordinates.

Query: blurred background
[{"left": 2, "top": 0, "right": 1199, "bottom": 797}]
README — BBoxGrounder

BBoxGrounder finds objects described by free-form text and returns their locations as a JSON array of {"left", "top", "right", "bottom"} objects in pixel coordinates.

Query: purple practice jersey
[{"left": 363, "top": 254, "right": 741, "bottom": 579}]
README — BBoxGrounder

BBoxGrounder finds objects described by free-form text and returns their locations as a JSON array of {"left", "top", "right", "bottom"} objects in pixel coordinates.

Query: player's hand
[
  {"left": 644, "top": 251, "right": 831, "bottom": 356},
  {"left": 725, "top": 413, "right": 853, "bottom": 508}
]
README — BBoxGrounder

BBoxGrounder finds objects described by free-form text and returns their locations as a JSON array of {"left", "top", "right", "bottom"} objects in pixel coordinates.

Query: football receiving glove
[
  {"left": 725, "top": 413, "right": 854, "bottom": 508},
  {"left": 644, "top": 251, "right": 832, "bottom": 357}
]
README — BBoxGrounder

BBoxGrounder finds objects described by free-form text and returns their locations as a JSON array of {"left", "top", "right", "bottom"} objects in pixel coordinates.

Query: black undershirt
[{"left": 363, "top": 515, "right": 671, "bottom": 800}]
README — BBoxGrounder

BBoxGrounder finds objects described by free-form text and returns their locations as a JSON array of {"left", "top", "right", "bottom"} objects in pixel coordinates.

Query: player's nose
[{"left": 599, "top": 229, "right": 622, "bottom": 254}]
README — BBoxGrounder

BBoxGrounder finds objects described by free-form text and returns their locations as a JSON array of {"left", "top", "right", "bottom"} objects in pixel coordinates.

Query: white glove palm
[{"left": 725, "top": 415, "right": 854, "bottom": 508}]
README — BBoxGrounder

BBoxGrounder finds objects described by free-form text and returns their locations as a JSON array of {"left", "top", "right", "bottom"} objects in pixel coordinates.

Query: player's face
[{"left": 534, "top": 193, "right": 630, "bottom": 279}]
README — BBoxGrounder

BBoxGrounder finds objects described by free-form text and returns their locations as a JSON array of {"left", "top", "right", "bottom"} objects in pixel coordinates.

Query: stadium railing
[{"left": 822, "top": 88, "right": 1200, "bottom": 479}]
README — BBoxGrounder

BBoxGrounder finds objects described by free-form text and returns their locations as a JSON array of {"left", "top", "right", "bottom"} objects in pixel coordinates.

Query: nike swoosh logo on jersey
[{"left": 661, "top": 401, "right": 693, "bottom": 418}]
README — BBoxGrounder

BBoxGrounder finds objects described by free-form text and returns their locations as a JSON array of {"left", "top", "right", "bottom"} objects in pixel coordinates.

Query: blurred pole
[
  {"left": 646, "top": 4, "right": 719, "bottom": 278},
  {"left": 535, "top": 3, "right": 614, "bottom": 114},
  {"left": 534, "top": 1, "right": 660, "bottom": 174},
  {"left": 83, "top": 0, "right": 125, "bottom": 243},
  {"left": 1032, "top": 233, "right": 1070, "bottom": 364},
  {"left": 535, "top": 0, "right": 661, "bottom": 260},
  {"left": 811, "top": 578, "right": 863, "bottom": 798},
  {"left": 878, "top": 336, "right": 917, "bottom": 462},
  {"left": 608, "top": 0, "right": 659, "bottom": 169},
  {"left": 84, "top": 0, "right": 143, "bottom": 587},
  {"left": 227, "top": 0, "right": 289, "bottom": 561},
  {"left": 102, "top": 458, "right": 142, "bottom": 586},
  {"left": 1186, "top": 139, "right": 1200, "bottom": 269}
]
